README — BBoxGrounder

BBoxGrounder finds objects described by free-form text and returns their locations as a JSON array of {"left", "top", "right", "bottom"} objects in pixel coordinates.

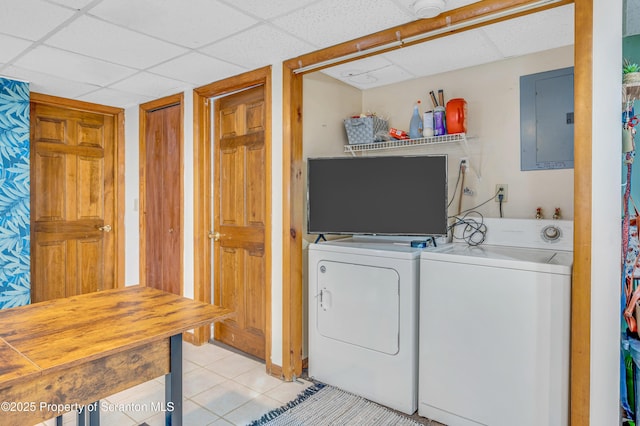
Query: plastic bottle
[
  {"left": 423, "top": 110, "right": 434, "bottom": 137},
  {"left": 409, "top": 101, "right": 423, "bottom": 139},
  {"left": 433, "top": 105, "right": 446, "bottom": 136}
]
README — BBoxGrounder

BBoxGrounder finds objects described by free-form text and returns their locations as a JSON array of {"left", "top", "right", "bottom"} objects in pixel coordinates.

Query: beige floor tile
[
  {"left": 183, "top": 342, "right": 235, "bottom": 367},
  {"left": 204, "top": 352, "right": 263, "bottom": 379},
  {"left": 141, "top": 399, "right": 221, "bottom": 426},
  {"left": 222, "top": 394, "right": 284, "bottom": 426},
  {"left": 233, "top": 364, "right": 283, "bottom": 393},
  {"left": 183, "top": 367, "right": 227, "bottom": 398},
  {"left": 209, "top": 418, "right": 235, "bottom": 426},
  {"left": 191, "top": 380, "right": 260, "bottom": 417},
  {"left": 263, "top": 378, "right": 314, "bottom": 404}
]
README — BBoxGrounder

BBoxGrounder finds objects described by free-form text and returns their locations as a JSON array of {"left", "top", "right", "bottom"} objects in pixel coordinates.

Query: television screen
[{"left": 307, "top": 155, "right": 448, "bottom": 236}]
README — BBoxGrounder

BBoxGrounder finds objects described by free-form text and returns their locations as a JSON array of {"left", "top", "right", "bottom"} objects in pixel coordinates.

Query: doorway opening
[{"left": 193, "top": 66, "right": 274, "bottom": 374}]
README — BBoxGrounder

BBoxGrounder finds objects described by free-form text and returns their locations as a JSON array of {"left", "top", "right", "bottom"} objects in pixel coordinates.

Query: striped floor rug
[{"left": 247, "top": 383, "right": 426, "bottom": 426}]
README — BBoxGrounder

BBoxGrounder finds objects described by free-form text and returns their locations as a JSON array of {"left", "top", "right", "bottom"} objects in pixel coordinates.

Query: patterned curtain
[{"left": 0, "top": 78, "right": 30, "bottom": 309}]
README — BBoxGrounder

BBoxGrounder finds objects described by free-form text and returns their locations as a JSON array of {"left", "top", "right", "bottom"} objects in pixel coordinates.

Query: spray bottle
[{"left": 409, "top": 101, "right": 423, "bottom": 139}]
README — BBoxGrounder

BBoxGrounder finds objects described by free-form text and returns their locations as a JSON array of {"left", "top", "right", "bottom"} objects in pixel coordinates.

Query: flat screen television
[{"left": 307, "top": 155, "right": 448, "bottom": 236}]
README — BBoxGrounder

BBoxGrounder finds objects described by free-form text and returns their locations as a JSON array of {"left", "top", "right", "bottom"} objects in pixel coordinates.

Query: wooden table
[{"left": 0, "top": 286, "right": 233, "bottom": 425}]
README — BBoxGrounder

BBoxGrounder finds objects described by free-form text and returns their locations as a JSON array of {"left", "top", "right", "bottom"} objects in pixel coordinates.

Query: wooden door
[
  {"left": 213, "top": 86, "right": 266, "bottom": 360},
  {"left": 31, "top": 98, "right": 119, "bottom": 302},
  {"left": 142, "top": 101, "right": 182, "bottom": 295}
]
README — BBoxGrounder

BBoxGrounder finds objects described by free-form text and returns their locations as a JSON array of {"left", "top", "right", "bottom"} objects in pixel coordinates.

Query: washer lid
[{"left": 421, "top": 243, "right": 572, "bottom": 274}]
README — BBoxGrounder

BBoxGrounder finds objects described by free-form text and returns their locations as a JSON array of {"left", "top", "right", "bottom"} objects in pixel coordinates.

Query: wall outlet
[
  {"left": 495, "top": 184, "right": 508, "bottom": 202},
  {"left": 460, "top": 157, "right": 471, "bottom": 170}
]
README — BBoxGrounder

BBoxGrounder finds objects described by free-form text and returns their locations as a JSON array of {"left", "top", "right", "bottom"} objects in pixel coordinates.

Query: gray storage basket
[{"left": 344, "top": 116, "right": 389, "bottom": 144}]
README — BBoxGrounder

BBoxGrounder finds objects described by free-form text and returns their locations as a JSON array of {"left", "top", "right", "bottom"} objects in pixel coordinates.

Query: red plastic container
[{"left": 445, "top": 98, "right": 467, "bottom": 134}]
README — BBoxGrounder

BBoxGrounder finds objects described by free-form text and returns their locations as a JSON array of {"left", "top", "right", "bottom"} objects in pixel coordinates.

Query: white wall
[
  {"left": 124, "top": 105, "right": 139, "bottom": 286},
  {"left": 303, "top": 72, "right": 363, "bottom": 158},
  {"left": 362, "top": 46, "right": 575, "bottom": 220},
  {"left": 591, "top": 0, "right": 622, "bottom": 423}
]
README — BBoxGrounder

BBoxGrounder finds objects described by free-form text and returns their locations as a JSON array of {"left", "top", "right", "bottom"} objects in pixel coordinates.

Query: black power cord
[{"left": 448, "top": 211, "right": 487, "bottom": 246}]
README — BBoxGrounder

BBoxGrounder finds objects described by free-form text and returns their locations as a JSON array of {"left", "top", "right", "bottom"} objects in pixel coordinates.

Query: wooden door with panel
[
  {"left": 31, "top": 98, "right": 119, "bottom": 302},
  {"left": 213, "top": 86, "right": 267, "bottom": 360}
]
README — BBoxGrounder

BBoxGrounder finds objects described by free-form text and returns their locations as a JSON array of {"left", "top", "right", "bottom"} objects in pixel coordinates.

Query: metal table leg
[
  {"left": 165, "top": 333, "right": 182, "bottom": 426},
  {"left": 89, "top": 401, "right": 100, "bottom": 426},
  {"left": 77, "top": 407, "right": 86, "bottom": 426}
]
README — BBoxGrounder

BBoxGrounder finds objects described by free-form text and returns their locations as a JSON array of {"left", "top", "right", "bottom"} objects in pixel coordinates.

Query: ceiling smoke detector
[{"left": 413, "top": 0, "right": 446, "bottom": 19}]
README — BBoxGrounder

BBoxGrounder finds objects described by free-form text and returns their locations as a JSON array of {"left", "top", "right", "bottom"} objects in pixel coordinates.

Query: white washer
[
  {"left": 308, "top": 236, "right": 422, "bottom": 415},
  {"left": 419, "top": 219, "right": 573, "bottom": 426}
]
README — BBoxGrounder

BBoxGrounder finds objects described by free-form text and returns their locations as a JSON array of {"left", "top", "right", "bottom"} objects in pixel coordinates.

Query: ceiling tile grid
[
  {"left": 14, "top": 45, "right": 138, "bottom": 86},
  {"left": 0, "top": 34, "right": 32, "bottom": 64},
  {"left": 88, "top": 0, "right": 259, "bottom": 49},
  {"left": 217, "top": 0, "right": 320, "bottom": 21},
  {"left": 44, "top": 15, "right": 189, "bottom": 69},
  {"left": 0, "top": 0, "right": 574, "bottom": 108},
  {"left": 0, "top": 0, "right": 76, "bottom": 41},
  {"left": 270, "top": 0, "right": 415, "bottom": 49},
  {"left": 2, "top": 64, "right": 101, "bottom": 98},
  {"left": 147, "top": 52, "right": 248, "bottom": 86},
  {"left": 198, "top": 24, "right": 316, "bottom": 70}
]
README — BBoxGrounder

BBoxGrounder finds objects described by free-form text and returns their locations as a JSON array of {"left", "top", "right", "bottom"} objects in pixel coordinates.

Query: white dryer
[
  {"left": 308, "top": 236, "right": 422, "bottom": 415},
  {"left": 418, "top": 218, "right": 573, "bottom": 426}
]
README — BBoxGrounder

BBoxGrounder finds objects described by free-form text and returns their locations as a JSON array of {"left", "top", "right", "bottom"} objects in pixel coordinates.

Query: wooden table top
[
  {"left": 0, "top": 286, "right": 233, "bottom": 383},
  {"left": 0, "top": 340, "right": 40, "bottom": 387}
]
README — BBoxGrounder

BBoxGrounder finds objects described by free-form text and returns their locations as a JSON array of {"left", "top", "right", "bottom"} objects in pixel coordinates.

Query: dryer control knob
[{"left": 541, "top": 225, "right": 561, "bottom": 242}]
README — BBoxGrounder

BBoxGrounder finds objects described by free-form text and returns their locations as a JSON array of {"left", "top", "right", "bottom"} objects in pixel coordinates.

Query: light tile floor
[{"left": 38, "top": 341, "right": 314, "bottom": 426}]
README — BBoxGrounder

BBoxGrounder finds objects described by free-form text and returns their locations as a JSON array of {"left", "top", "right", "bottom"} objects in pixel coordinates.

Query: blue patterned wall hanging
[{"left": 0, "top": 78, "right": 30, "bottom": 309}]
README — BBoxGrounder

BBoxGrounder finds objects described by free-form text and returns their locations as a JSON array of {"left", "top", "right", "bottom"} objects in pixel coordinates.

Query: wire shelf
[{"left": 344, "top": 133, "right": 468, "bottom": 154}]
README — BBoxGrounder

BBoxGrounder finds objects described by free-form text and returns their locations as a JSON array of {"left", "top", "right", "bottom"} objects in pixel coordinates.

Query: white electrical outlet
[
  {"left": 495, "top": 184, "right": 508, "bottom": 202},
  {"left": 459, "top": 157, "right": 468, "bottom": 166}
]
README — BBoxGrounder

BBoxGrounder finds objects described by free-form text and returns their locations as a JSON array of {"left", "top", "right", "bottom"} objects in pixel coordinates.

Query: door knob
[
  {"left": 97, "top": 224, "right": 112, "bottom": 232},
  {"left": 209, "top": 231, "right": 221, "bottom": 241}
]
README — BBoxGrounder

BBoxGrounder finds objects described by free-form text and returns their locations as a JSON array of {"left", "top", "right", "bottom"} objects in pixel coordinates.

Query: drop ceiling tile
[
  {"left": 440, "top": 0, "right": 483, "bottom": 11},
  {"left": 1, "top": 65, "right": 100, "bottom": 98},
  {"left": 219, "top": 0, "right": 318, "bottom": 20},
  {"left": 321, "top": 56, "right": 415, "bottom": 90},
  {"left": 346, "top": 64, "right": 415, "bottom": 90},
  {"left": 0, "top": 0, "right": 76, "bottom": 41},
  {"left": 45, "top": 16, "right": 188, "bottom": 69},
  {"left": 90, "top": 0, "right": 258, "bottom": 48},
  {"left": 0, "top": 34, "right": 32, "bottom": 63},
  {"left": 390, "top": 0, "right": 482, "bottom": 14},
  {"left": 382, "top": 29, "right": 503, "bottom": 78},
  {"left": 77, "top": 87, "right": 152, "bottom": 108},
  {"left": 14, "top": 45, "right": 137, "bottom": 86},
  {"left": 149, "top": 52, "right": 247, "bottom": 86},
  {"left": 47, "top": 0, "right": 95, "bottom": 10},
  {"left": 199, "top": 24, "right": 315, "bottom": 69},
  {"left": 109, "top": 72, "right": 189, "bottom": 98},
  {"left": 271, "top": 0, "right": 414, "bottom": 49},
  {"left": 481, "top": 4, "right": 574, "bottom": 58}
]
